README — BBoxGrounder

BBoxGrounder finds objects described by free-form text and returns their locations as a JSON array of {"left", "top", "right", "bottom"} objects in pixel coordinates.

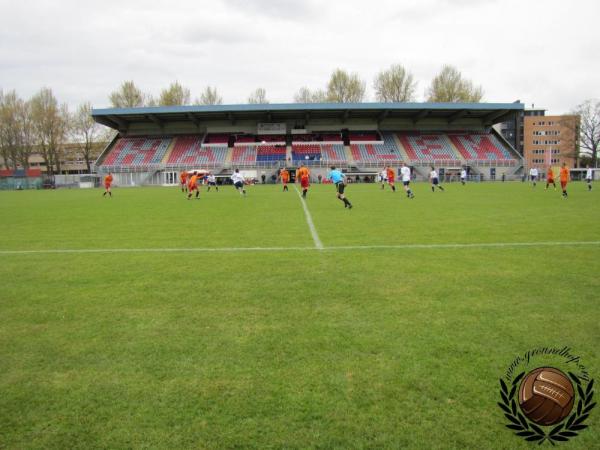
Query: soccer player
[
  {"left": 559, "top": 162, "right": 569, "bottom": 198},
  {"left": 179, "top": 170, "right": 188, "bottom": 192},
  {"left": 585, "top": 165, "right": 593, "bottom": 191},
  {"left": 379, "top": 168, "right": 387, "bottom": 189},
  {"left": 400, "top": 162, "right": 415, "bottom": 198},
  {"left": 545, "top": 166, "right": 556, "bottom": 190},
  {"left": 206, "top": 173, "right": 218, "bottom": 192},
  {"left": 296, "top": 164, "right": 310, "bottom": 185},
  {"left": 386, "top": 166, "right": 397, "bottom": 192},
  {"left": 279, "top": 168, "right": 290, "bottom": 191},
  {"left": 103, "top": 172, "right": 113, "bottom": 197},
  {"left": 187, "top": 172, "right": 200, "bottom": 200},
  {"left": 231, "top": 169, "right": 247, "bottom": 196},
  {"left": 300, "top": 170, "right": 310, "bottom": 198},
  {"left": 529, "top": 167, "right": 539, "bottom": 187},
  {"left": 327, "top": 166, "right": 352, "bottom": 209},
  {"left": 460, "top": 168, "right": 467, "bottom": 185},
  {"left": 429, "top": 166, "right": 445, "bottom": 192}
]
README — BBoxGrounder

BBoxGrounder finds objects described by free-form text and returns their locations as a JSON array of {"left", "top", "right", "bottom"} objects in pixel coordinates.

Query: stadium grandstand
[{"left": 92, "top": 102, "right": 524, "bottom": 185}]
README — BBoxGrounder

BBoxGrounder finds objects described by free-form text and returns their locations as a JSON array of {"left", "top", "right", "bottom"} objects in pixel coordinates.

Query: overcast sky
[{"left": 0, "top": 0, "right": 598, "bottom": 114}]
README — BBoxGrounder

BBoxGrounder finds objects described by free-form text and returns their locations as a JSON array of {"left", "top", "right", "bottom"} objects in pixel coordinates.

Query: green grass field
[{"left": 1, "top": 181, "right": 599, "bottom": 449}]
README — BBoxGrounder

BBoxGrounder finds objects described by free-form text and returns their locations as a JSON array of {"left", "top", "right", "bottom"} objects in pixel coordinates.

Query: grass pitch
[{"left": 1, "top": 181, "right": 599, "bottom": 449}]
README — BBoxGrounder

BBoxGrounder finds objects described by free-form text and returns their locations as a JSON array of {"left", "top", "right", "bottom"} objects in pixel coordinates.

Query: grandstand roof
[{"left": 92, "top": 102, "right": 524, "bottom": 132}]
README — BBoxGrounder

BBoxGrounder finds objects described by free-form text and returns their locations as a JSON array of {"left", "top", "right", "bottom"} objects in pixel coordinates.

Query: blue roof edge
[{"left": 92, "top": 102, "right": 525, "bottom": 116}]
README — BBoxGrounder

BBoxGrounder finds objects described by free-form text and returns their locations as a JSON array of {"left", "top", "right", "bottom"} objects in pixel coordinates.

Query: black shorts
[
  {"left": 234, "top": 181, "right": 244, "bottom": 189},
  {"left": 432, "top": 178, "right": 439, "bottom": 185},
  {"left": 403, "top": 180, "right": 410, "bottom": 186},
  {"left": 208, "top": 182, "right": 217, "bottom": 186},
  {"left": 531, "top": 175, "right": 537, "bottom": 180},
  {"left": 335, "top": 182, "right": 345, "bottom": 194},
  {"left": 586, "top": 178, "right": 592, "bottom": 182}
]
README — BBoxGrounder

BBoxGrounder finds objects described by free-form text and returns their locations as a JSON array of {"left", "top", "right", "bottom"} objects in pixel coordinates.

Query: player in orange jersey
[
  {"left": 300, "top": 170, "right": 310, "bottom": 198},
  {"left": 103, "top": 172, "right": 113, "bottom": 197},
  {"left": 179, "top": 170, "right": 188, "bottom": 192},
  {"left": 545, "top": 166, "right": 556, "bottom": 190},
  {"left": 280, "top": 168, "right": 290, "bottom": 191},
  {"left": 187, "top": 172, "right": 200, "bottom": 200},
  {"left": 386, "top": 166, "right": 397, "bottom": 192},
  {"left": 296, "top": 164, "right": 310, "bottom": 184},
  {"left": 559, "top": 163, "right": 569, "bottom": 198}
]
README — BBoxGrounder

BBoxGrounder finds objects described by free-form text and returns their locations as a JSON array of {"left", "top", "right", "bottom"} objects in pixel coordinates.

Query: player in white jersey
[
  {"left": 230, "top": 169, "right": 246, "bottom": 196},
  {"left": 529, "top": 167, "right": 539, "bottom": 187},
  {"left": 379, "top": 168, "right": 387, "bottom": 190},
  {"left": 585, "top": 165, "right": 593, "bottom": 191},
  {"left": 400, "top": 163, "right": 414, "bottom": 199},
  {"left": 429, "top": 166, "right": 445, "bottom": 192},
  {"left": 206, "top": 173, "right": 218, "bottom": 192},
  {"left": 460, "top": 169, "right": 467, "bottom": 185}
]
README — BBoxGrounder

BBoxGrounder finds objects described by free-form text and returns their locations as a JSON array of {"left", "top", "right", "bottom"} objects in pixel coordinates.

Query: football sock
[
  {"left": 431, "top": 186, "right": 435, "bottom": 192},
  {"left": 439, "top": 186, "right": 444, "bottom": 191}
]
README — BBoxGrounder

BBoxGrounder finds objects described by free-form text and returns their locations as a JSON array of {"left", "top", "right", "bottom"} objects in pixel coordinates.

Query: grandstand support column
[{"left": 286, "top": 145, "right": 293, "bottom": 166}]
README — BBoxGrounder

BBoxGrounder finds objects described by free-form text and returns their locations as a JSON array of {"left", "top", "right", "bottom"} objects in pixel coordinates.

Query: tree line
[
  {"left": 1, "top": 64, "right": 599, "bottom": 171},
  {"left": 0, "top": 88, "right": 105, "bottom": 174},
  {"left": 108, "top": 64, "right": 485, "bottom": 107}
]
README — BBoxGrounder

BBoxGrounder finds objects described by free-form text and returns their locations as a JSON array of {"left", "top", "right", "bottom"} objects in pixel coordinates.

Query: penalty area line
[
  {"left": 1, "top": 241, "right": 600, "bottom": 255},
  {"left": 293, "top": 184, "right": 324, "bottom": 250}
]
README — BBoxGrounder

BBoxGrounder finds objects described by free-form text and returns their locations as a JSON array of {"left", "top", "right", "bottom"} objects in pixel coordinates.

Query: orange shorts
[
  {"left": 104, "top": 183, "right": 111, "bottom": 189},
  {"left": 188, "top": 184, "right": 197, "bottom": 192},
  {"left": 547, "top": 178, "right": 554, "bottom": 183},
  {"left": 560, "top": 180, "right": 567, "bottom": 189}
]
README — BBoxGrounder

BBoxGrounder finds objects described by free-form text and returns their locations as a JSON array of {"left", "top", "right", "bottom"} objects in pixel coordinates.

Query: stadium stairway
[
  {"left": 224, "top": 147, "right": 234, "bottom": 167},
  {"left": 344, "top": 145, "right": 355, "bottom": 165},
  {"left": 391, "top": 134, "right": 411, "bottom": 162},
  {"left": 160, "top": 139, "right": 178, "bottom": 165}
]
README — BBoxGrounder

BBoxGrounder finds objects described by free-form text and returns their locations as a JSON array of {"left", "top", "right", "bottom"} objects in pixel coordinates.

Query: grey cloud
[{"left": 220, "top": 0, "right": 316, "bottom": 20}]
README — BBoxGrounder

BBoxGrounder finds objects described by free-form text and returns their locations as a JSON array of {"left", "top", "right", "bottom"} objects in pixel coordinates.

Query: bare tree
[
  {"left": 109, "top": 81, "right": 151, "bottom": 108},
  {"left": 30, "top": 88, "right": 69, "bottom": 176},
  {"left": 426, "top": 65, "right": 483, "bottom": 102},
  {"left": 195, "top": 86, "right": 223, "bottom": 105},
  {"left": 0, "top": 90, "right": 34, "bottom": 170},
  {"left": 294, "top": 87, "right": 327, "bottom": 103},
  {"left": 570, "top": 100, "right": 600, "bottom": 167},
  {"left": 248, "top": 88, "right": 269, "bottom": 104},
  {"left": 158, "top": 81, "right": 191, "bottom": 106},
  {"left": 72, "top": 102, "right": 104, "bottom": 173},
  {"left": 326, "top": 69, "right": 365, "bottom": 103},
  {"left": 16, "top": 99, "right": 35, "bottom": 169},
  {"left": 373, "top": 64, "right": 417, "bottom": 102},
  {"left": 0, "top": 89, "right": 18, "bottom": 169}
]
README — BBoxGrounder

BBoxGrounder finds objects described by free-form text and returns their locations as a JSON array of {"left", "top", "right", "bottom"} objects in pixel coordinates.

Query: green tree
[
  {"left": 426, "top": 65, "right": 483, "bottom": 102},
  {"left": 109, "top": 81, "right": 150, "bottom": 108},
  {"left": 326, "top": 69, "right": 365, "bottom": 103},
  {"left": 373, "top": 64, "right": 417, "bottom": 102},
  {"left": 293, "top": 87, "right": 327, "bottom": 103},
  {"left": 195, "top": 87, "right": 223, "bottom": 105},
  {"left": 158, "top": 81, "right": 191, "bottom": 106}
]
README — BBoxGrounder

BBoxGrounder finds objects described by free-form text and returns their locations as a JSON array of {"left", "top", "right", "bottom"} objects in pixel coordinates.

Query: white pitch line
[
  {"left": 1, "top": 241, "right": 600, "bottom": 255},
  {"left": 293, "top": 184, "right": 324, "bottom": 250}
]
